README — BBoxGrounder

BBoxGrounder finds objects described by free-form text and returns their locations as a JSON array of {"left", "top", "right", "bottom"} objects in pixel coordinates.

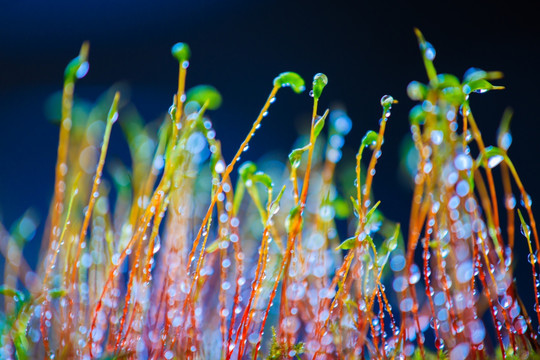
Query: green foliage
[
  {"left": 171, "top": 42, "right": 191, "bottom": 63},
  {"left": 64, "top": 42, "right": 89, "bottom": 82},
  {"left": 266, "top": 327, "right": 305, "bottom": 360},
  {"left": 2, "top": 30, "right": 539, "bottom": 360},
  {"left": 186, "top": 85, "right": 222, "bottom": 110},
  {"left": 311, "top": 72, "right": 328, "bottom": 100},
  {"left": 272, "top": 72, "right": 306, "bottom": 93}
]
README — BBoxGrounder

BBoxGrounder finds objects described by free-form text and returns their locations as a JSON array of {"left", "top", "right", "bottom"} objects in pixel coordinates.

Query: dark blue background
[{"left": 1, "top": 0, "right": 539, "bottom": 274}]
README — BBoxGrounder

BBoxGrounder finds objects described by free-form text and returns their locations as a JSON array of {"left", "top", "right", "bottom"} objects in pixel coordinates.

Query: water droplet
[
  {"left": 514, "top": 316, "right": 527, "bottom": 335},
  {"left": 450, "top": 343, "right": 469, "bottom": 360},
  {"left": 408, "top": 264, "right": 421, "bottom": 284},
  {"left": 456, "top": 180, "right": 470, "bottom": 197},
  {"left": 424, "top": 42, "right": 436, "bottom": 61},
  {"left": 487, "top": 154, "right": 504, "bottom": 168},
  {"left": 500, "top": 132, "right": 512, "bottom": 150},
  {"left": 521, "top": 193, "right": 533, "bottom": 208},
  {"left": 454, "top": 153, "right": 472, "bottom": 171},
  {"left": 456, "top": 261, "right": 473, "bottom": 283},
  {"left": 399, "top": 297, "right": 414, "bottom": 312},
  {"left": 430, "top": 130, "right": 443, "bottom": 145},
  {"left": 499, "top": 294, "right": 513, "bottom": 309},
  {"left": 505, "top": 195, "right": 516, "bottom": 210},
  {"left": 380, "top": 95, "right": 394, "bottom": 107},
  {"left": 76, "top": 61, "right": 89, "bottom": 79},
  {"left": 390, "top": 254, "right": 406, "bottom": 272},
  {"left": 153, "top": 237, "right": 161, "bottom": 254},
  {"left": 522, "top": 224, "right": 531, "bottom": 240}
]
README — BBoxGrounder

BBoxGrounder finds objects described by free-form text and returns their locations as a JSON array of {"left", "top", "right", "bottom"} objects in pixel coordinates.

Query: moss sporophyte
[{"left": 1, "top": 29, "right": 539, "bottom": 359}]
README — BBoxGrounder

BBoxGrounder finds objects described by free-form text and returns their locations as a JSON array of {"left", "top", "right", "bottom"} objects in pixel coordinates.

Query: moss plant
[{"left": 1, "top": 29, "right": 539, "bottom": 359}]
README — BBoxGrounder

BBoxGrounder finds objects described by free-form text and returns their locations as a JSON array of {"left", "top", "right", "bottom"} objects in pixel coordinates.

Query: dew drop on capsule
[
  {"left": 312, "top": 73, "right": 328, "bottom": 99},
  {"left": 380, "top": 95, "right": 394, "bottom": 107},
  {"left": 76, "top": 61, "right": 89, "bottom": 79},
  {"left": 424, "top": 42, "right": 436, "bottom": 61}
]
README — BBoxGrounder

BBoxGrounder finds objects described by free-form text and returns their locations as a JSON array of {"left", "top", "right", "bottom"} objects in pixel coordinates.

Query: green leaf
[
  {"left": 464, "top": 79, "right": 504, "bottom": 94},
  {"left": 409, "top": 105, "right": 426, "bottom": 126},
  {"left": 0, "top": 285, "right": 24, "bottom": 302},
  {"left": 206, "top": 239, "right": 221, "bottom": 254},
  {"left": 436, "top": 74, "right": 460, "bottom": 89},
  {"left": 414, "top": 28, "right": 437, "bottom": 83},
  {"left": 273, "top": 72, "right": 306, "bottom": 93},
  {"left": 361, "top": 130, "right": 379, "bottom": 148},
  {"left": 285, "top": 205, "right": 303, "bottom": 233},
  {"left": 312, "top": 73, "right": 328, "bottom": 99},
  {"left": 406, "top": 81, "right": 428, "bottom": 101},
  {"left": 238, "top": 161, "right": 257, "bottom": 183},
  {"left": 13, "top": 331, "right": 29, "bottom": 360},
  {"left": 463, "top": 67, "right": 502, "bottom": 83},
  {"left": 269, "top": 185, "right": 286, "bottom": 216},
  {"left": 441, "top": 86, "right": 465, "bottom": 105},
  {"left": 364, "top": 201, "right": 381, "bottom": 225},
  {"left": 171, "top": 42, "right": 191, "bottom": 63},
  {"left": 288, "top": 144, "right": 310, "bottom": 169},
  {"left": 252, "top": 171, "right": 273, "bottom": 189},
  {"left": 313, "top": 109, "right": 329, "bottom": 139},
  {"left": 497, "top": 108, "right": 513, "bottom": 151},
  {"left": 437, "top": 74, "right": 464, "bottom": 104},
  {"left": 350, "top": 196, "right": 360, "bottom": 217},
  {"left": 477, "top": 146, "right": 506, "bottom": 169},
  {"left": 186, "top": 85, "right": 222, "bottom": 110},
  {"left": 385, "top": 223, "right": 401, "bottom": 252},
  {"left": 333, "top": 197, "right": 350, "bottom": 219},
  {"left": 107, "top": 92, "right": 120, "bottom": 124},
  {"left": 336, "top": 236, "right": 357, "bottom": 250},
  {"left": 48, "top": 288, "right": 67, "bottom": 299},
  {"left": 464, "top": 67, "right": 487, "bottom": 83},
  {"left": 64, "top": 42, "right": 90, "bottom": 82}
]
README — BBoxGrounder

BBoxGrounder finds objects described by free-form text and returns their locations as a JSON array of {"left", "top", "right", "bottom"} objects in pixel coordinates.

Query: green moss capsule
[
  {"left": 186, "top": 85, "right": 222, "bottom": 110},
  {"left": 171, "top": 42, "right": 191, "bottom": 63},
  {"left": 311, "top": 73, "right": 328, "bottom": 99},
  {"left": 273, "top": 72, "right": 305, "bottom": 93}
]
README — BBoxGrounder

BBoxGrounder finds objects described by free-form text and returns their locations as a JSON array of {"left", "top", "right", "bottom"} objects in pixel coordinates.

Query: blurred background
[{"left": 0, "top": 0, "right": 539, "bottom": 267}]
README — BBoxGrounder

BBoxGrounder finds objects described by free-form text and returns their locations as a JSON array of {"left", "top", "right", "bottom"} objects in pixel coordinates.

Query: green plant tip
[
  {"left": 361, "top": 130, "right": 379, "bottom": 148},
  {"left": 380, "top": 95, "right": 395, "bottom": 108},
  {"left": 239, "top": 161, "right": 257, "bottom": 183},
  {"left": 311, "top": 73, "right": 328, "bottom": 99},
  {"left": 273, "top": 72, "right": 305, "bottom": 93},
  {"left": 406, "top": 81, "right": 427, "bottom": 101},
  {"left": 64, "top": 42, "right": 90, "bottom": 82},
  {"left": 186, "top": 85, "right": 222, "bottom": 110},
  {"left": 171, "top": 42, "right": 191, "bottom": 63}
]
